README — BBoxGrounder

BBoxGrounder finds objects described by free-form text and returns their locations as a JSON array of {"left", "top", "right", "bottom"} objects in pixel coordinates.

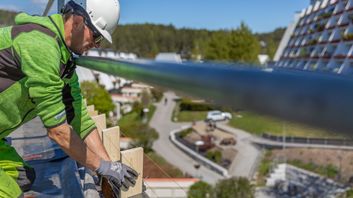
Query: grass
[
  {"left": 173, "top": 109, "right": 341, "bottom": 138},
  {"left": 256, "top": 150, "right": 273, "bottom": 186},
  {"left": 145, "top": 152, "right": 185, "bottom": 178},
  {"left": 118, "top": 111, "right": 140, "bottom": 129},
  {"left": 176, "top": 111, "right": 208, "bottom": 122},
  {"left": 288, "top": 160, "right": 338, "bottom": 179},
  {"left": 228, "top": 111, "right": 343, "bottom": 138},
  {"left": 172, "top": 100, "right": 208, "bottom": 122},
  {"left": 147, "top": 105, "right": 156, "bottom": 121},
  {"left": 178, "top": 128, "right": 193, "bottom": 138},
  {"left": 118, "top": 104, "right": 156, "bottom": 129},
  {"left": 256, "top": 150, "right": 339, "bottom": 186}
]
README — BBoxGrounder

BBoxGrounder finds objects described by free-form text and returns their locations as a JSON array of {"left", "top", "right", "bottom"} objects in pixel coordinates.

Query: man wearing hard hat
[{"left": 0, "top": 0, "right": 137, "bottom": 197}]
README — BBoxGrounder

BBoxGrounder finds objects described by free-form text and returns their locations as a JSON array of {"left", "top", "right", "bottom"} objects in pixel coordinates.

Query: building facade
[{"left": 275, "top": 0, "right": 353, "bottom": 75}]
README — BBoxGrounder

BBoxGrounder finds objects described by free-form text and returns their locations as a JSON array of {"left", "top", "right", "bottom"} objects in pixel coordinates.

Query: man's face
[{"left": 69, "top": 16, "right": 101, "bottom": 55}]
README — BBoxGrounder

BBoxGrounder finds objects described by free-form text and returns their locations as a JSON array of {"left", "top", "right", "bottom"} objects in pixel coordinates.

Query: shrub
[
  {"left": 81, "top": 81, "right": 115, "bottom": 115},
  {"left": 178, "top": 128, "right": 193, "bottom": 138},
  {"left": 205, "top": 150, "right": 222, "bottom": 164},
  {"left": 180, "top": 99, "right": 216, "bottom": 111},
  {"left": 151, "top": 88, "right": 164, "bottom": 102},
  {"left": 215, "top": 177, "right": 254, "bottom": 198},
  {"left": 188, "top": 181, "right": 213, "bottom": 198}
]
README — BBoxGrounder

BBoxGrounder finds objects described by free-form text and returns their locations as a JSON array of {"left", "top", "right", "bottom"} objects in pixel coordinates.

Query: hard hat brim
[{"left": 95, "top": 26, "right": 112, "bottom": 44}]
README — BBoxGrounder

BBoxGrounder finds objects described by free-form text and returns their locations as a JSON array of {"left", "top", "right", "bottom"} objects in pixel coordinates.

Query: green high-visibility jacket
[{"left": 0, "top": 13, "right": 96, "bottom": 139}]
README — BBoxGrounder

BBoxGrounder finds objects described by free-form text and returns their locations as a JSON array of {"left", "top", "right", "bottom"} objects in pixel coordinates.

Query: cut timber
[
  {"left": 87, "top": 105, "right": 97, "bottom": 117},
  {"left": 87, "top": 105, "right": 95, "bottom": 112},
  {"left": 88, "top": 110, "right": 98, "bottom": 117},
  {"left": 121, "top": 147, "right": 144, "bottom": 198},
  {"left": 101, "top": 126, "right": 120, "bottom": 198},
  {"left": 91, "top": 114, "right": 106, "bottom": 139},
  {"left": 102, "top": 126, "right": 120, "bottom": 161}
]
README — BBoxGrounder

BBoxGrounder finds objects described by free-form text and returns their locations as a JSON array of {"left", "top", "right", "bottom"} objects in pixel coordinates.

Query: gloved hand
[{"left": 96, "top": 160, "right": 138, "bottom": 195}]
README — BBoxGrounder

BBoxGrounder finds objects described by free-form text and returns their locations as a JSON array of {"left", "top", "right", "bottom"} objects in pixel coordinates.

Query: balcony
[
  {"left": 346, "top": 0, "right": 353, "bottom": 11},
  {"left": 321, "top": 50, "right": 333, "bottom": 59},
  {"left": 315, "top": 23, "right": 326, "bottom": 32},
  {"left": 328, "top": 28, "right": 342, "bottom": 43},
  {"left": 299, "top": 48, "right": 310, "bottom": 58},
  {"left": 317, "top": 10, "right": 334, "bottom": 21},
  {"left": 333, "top": 54, "right": 347, "bottom": 59},
  {"left": 342, "top": 33, "right": 353, "bottom": 41},
  {"left": 326, "top": 15, "right": 339, "bottom": 29},
  {"left": 307, "top": 38, "right": 319, "bottom": 46},
  {"left": 333, "top": 0, "right": 345, "bottom": 14}
]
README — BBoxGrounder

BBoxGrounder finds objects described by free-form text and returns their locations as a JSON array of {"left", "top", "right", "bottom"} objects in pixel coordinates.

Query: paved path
[
  {"left": 150, "top": 91, "right": 265, "bottom": 181},
  {"left": 216, "top": 124, "right": 262, "bottom": 179},
  {"left": 149, "top": 92, "right": 224, "bottom": 184},
  {"left": 149, "top": 90, "right": 353, "bottom": 185}
]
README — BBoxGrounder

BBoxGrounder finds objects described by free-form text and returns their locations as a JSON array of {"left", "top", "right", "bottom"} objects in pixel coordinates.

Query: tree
[
  {"left": 150, "top": 88, "right": 164, "bottom": 102},
  {"left": 204, "top": 31, "right": 231, "bottom": 60},
  {"left": 255, "top": 27, "right": 286, "bottom": 60},
  {"left": 214, "top": 177, "right": 254, "bottom": 198},
  {"left": 228, "top": 22, "right": 260, "bottom": 64},
  {"left": 132, "top": 124, "right": 159, "bottom": 153},
  {"left": 141, "top": 90, "right": 151, "bottom": 108},
  {"left": 80, "top": 81, "right": 115, "bottom": 115},
  {"left": 188, "top": 181, "right": 213, "bottom": 198}
]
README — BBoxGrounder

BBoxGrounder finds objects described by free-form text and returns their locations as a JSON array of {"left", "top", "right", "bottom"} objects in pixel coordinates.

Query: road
[
  {"left": 217, "top": 124, "right": 262, "bottom": 179},
  {"left": 149, "top": 92, "right": 224, "bottom": 184}
]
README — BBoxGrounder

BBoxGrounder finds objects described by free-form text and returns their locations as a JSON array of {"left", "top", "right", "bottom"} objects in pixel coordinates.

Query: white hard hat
[{"left": 62, "top": 0, "right": 120, "bottom": 43}]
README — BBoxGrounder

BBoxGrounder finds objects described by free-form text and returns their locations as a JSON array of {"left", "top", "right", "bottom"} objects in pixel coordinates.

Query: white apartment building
[{"left": 275, "top": 0, "right": 353, "bottom": 75}]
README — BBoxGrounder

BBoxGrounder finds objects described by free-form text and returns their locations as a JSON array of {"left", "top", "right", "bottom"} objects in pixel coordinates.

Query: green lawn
[
  {"left": 175, "top": 111, "right": 208, "bottom": 122},
  {"left": 118, "top": 104, "right": 156, "bottom": 129},
  {"left": 229, "top": 111, "right": 343, "bottom": 138},
  {"left": 118, "top": 111, "right": 140, "bottom": 129},
  {"left": 118, "top": 104, "right": 158, "bottom": 152},
  {"left": 173, "top": 110, "right": 339, "bottom": 138},
  {"left": 147, "top": 105, "right": 156, "bottom": 121}
]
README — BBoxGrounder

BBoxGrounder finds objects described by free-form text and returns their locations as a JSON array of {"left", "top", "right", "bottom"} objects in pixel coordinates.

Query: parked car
[{"left": 206, "top": 110, "right": 232, "bottom": 122}]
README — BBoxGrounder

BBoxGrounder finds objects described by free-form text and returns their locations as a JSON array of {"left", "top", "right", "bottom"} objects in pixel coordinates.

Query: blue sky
[{"left": 1, "top": 0, "right": 309, "bottom": 33}]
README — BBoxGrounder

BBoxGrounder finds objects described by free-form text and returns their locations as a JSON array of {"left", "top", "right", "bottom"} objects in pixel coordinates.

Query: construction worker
[{"left": 0, "top": 0, "right": 138, "bottom": 197}]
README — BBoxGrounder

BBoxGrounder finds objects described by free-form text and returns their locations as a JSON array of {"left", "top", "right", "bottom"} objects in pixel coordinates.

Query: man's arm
[
  {"left": 83, "top": 128, "right": 111, "bottom": 161},
  {"left": 48, "top": 123, "right": 138, "bottom": 193},
  {"left": 48, "top": 123, "right": 101, "bottom": 170}
]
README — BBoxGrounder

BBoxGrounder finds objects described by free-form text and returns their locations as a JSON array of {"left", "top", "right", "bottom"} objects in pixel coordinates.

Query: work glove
[{"left": 96, "top": 160, "right": 138, "bottom": 195}]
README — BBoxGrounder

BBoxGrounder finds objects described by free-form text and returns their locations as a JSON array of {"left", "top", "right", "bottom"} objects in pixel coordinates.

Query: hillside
[{"left": 0, "top": 9, "right": 285, "bottom": 61}]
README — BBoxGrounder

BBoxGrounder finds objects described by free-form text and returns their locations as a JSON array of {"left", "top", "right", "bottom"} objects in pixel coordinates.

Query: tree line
[
  {"left": 0, "top": 9, "right": 285, "bottom": 64},
  {"left": 104, "top": 22, "right": 285, "bottom": 64}
]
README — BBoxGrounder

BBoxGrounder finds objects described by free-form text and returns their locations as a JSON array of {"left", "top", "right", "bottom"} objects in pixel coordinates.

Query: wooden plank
[
  {"left": 87, "top": 105, "right": 97, "bottom": 117},
  {"left": 87, "top": 105, "right": 95, "bottom": 112},
  {"left": 121, "top": 147, "right": 144, "bottom": 198},
  {"left": 91, "top": 114, "right": 106, "bottom": 139},
  {"left": 102, "top": 126, "right": 120, "bottom": 161},
  {"left": 102, "top": 126, "right": 121, "bottom": 198},
  {"left": 88, "top": 110, "right": 98, "bottom": 117}
]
